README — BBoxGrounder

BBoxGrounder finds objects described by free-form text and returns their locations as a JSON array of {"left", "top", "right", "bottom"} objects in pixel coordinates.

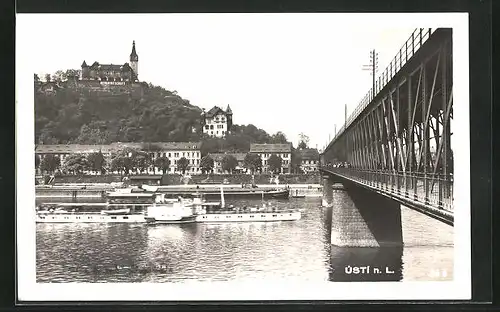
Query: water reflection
[{"left": 36, "top": 195, "right": 453, "bottom": 283}]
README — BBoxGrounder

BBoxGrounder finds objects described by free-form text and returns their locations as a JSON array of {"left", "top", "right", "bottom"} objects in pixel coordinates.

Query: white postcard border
[{"left": 16, "top": 12, "right": 471, "bottom": 301}]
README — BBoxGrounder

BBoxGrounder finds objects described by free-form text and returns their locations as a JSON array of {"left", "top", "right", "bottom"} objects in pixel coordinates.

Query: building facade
[
  {"left": 298, "top": 148, "right": 320, "bottom": 173},
  {"left": 207, "top": 153, "right": 247, "bottom": 174},
  {"left": 201, "top": 105, "right": 233, "bottom": 138},
  {"left": 249, "top": 143, "right": 292, "bottom": 174},
  {"left": 80, "top": 41, "right": 139, "bottom": 83},
  {"left": 35, "top": 142, "right": 202, "bottom": 175}
]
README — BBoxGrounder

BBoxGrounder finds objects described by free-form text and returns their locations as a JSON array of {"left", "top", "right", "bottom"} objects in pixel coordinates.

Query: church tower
[{"left": 130, "top": 40, "right": 139, "bottom": 81}]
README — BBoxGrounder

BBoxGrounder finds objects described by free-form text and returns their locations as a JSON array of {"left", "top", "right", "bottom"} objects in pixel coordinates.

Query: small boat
[{"left": 100, "top": 208, "right": 131, "bottom": 215}]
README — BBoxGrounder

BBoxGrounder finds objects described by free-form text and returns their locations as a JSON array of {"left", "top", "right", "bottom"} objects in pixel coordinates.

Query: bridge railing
[
  {"left": 329, "top": 28, "right": 436, "bottom": 148},
  {"left": 320, "top": 166, "right": 453, "bottom": 212}
]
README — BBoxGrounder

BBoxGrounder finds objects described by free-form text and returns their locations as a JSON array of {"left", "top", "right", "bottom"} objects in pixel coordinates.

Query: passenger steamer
[
  {"left": 194, "top": 187, "right": 301, "bottom": 223},
  {"left": 36, "top": 187, "right": 301, "bottom": 224}
]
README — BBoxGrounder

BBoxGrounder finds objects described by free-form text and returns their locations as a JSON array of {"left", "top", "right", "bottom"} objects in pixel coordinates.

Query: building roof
[
  {"left": 207, "top": 153, "right": 246, "bottom": 162},
  {"left": 129, "top": 175, "right": 161, "bottom": 180},
  {"left": 81, "top": 60, "right": 88, "bottom": 67},
  {"left": 113, "top": 142, "right": 201, "bottom": 151},
  {"left": 35, "top": 142, "right": 202, "bottom": 154},
  {"left": 298, "top": 148, "right": 320, "bottom": 160},
  {"left": 250, "top": 143, "right": 292, "bottom": 153},
  {"left": 204, "top": 106, "right": 228, "bottom": 118},
  {"left": 226, "top": 105, "right": 232, "bottom": 114},
  {"left": 87, "top": 62, "right": 132, "bottom": 72}
]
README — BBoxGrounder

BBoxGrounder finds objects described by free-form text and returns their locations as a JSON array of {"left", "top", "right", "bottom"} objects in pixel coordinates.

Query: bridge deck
[{"left": 320, "top": 167, "right": 454, "bottom": 225}]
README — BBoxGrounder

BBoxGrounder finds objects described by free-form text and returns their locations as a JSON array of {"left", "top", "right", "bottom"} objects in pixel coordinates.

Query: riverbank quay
[
  {"left": 35, "top": 184, "right": 115, "bottom": 198},
  {"left": 35, "top": 183, "right": 322, "bottom": 199},
  {"left": 42, "top": 173, "right": 321, "bottom": 186}
]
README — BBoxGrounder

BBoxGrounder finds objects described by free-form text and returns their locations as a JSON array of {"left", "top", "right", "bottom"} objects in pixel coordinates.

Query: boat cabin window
[
  {"left": 261, "top": 215, "right": 265, "bottom": 217},
  {"left": 250, "top": 216, "right": 254, "bottom": 218},
  {"left": 272, "top": 214, "right": 277, "bottom": 217},
  {"left": 238, "top": 216, "right": 242, "bottom": 218},
  {"left": 64, "top": 217, "right": 69, "bottom": 219},
  {"left": 226, "top": 216, "right": 231, "bottom": 218},
  {"left": 123, "top": 216, "right": 129, "bottom": 219},
  {"left": 111, "top": 217, "right": 117, "bottom": 219},
  {"left": 88, "top": 216, "right": 92, "bottom": 219}
]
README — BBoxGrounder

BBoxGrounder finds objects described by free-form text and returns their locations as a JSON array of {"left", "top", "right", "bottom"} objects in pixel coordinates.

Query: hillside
[
  {"left": 35, "top": 77, "right": 204, "bottom": 144},
  {"left": 34, "top": 72, "right": 293, "bottom": 154}
]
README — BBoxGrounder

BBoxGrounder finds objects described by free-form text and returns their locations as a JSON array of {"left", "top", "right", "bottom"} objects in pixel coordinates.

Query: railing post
[
  {"left": 412, "top": 32, "right": 415, "bottom": 55},
  {"left": 419, "top": 28, "right": 423, "bottom": 49},
  {"left": 413, "top": 172, "right": 418, "bottom": 201},
  {"left": 405, "top": 41, "right": 408, "bottom": 63},
  {"left": 400, "top": 48, "right": 402, "bottom": 69},
  {"left": 438, "top": 172, "right": 444, "bottom": 209}
]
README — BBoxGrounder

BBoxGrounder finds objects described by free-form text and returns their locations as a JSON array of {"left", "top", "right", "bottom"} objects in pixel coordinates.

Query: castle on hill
[{"left": 79, "top": 41, "right": 139, "bottom": 85}]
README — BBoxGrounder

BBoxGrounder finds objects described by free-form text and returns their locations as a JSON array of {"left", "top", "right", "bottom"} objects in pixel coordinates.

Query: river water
[{"left": 36, "top": 195, "right": 454, "bottom": 283}]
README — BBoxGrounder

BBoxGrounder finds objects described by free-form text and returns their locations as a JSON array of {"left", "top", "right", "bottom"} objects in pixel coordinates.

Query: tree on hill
[
  {"left": 271, "top": 131, "right": 288, "bottom": 144},
  {"left": 268, "top": 154, "right": 283, "bottom": 174},
  {"left": 298, "top": 133, "right": 310, "bottom": 149},
  {"left": 154, "top": 156, "right": 170, "bottom": 174},
  {"left": 231, "top": 124, "right": 272, "bottom": 143},
  {"left": 177, "top": 157, "right": 189, "bottom": 174},
  {"left": 222, "top": 154, "right": 238, "bottom": 174},
  {"left": 35, "top": 155, "right": 40, "bottom": 170},
  {"left": 244, "top": 153, "right": 262, "bottom": 174},
  {"left": 86, "top": 151, "right": 106, "bottom": 174},
  {"left": 200, "top": 155, "right": 214, "bottom": 174},
  {"left": 34, "top": 72, "right": 203, "bottom": 144},
  {"left": 40, "top": 155, "right": 60, "bottom": 173}
]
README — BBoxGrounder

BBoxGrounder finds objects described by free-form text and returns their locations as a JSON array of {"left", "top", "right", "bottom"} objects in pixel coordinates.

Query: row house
[
  {"left": 35, "top": 142, "right": 202, "bottom": 175},
  {"left": 249, "top": 143, "right": 292, "bottom": 174},
  {"left": 298, "top": 148, "right": 320, "bottom": 173},
  {"left": 207, "top": 153, "right": 247, "bottom": 174}
]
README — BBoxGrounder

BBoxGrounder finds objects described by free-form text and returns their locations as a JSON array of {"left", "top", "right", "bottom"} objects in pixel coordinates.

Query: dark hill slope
[{"left": 35, "top": 81, "right": 203, "bottom": 144}]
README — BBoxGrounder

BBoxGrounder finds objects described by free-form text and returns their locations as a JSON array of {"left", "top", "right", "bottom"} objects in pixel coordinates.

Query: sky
[{"left": 18, "top": 13, "right": 459, "bottom": 150}]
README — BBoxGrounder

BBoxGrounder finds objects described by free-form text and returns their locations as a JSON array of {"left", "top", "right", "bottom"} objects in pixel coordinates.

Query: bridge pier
[
  {"left": 326, "top": 179, "right": 403, "bottom": 247},
  {"left": 321, "top": 175, "right": 333, "bottom": 207}
]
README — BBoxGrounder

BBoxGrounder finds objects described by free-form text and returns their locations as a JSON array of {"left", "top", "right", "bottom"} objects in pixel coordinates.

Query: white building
[
  {"left": 249, "top": 143, "right": 292, "bottom": 174},
  {"left": 201, "top": 105, "right": 233, "bottom": 138},
  {"left": 208, "top": 152, "right": 247, "bottom": 174},
  {"left": 298, "top": 148, "right": 320, "bottom": 173},
  {"left": 35, "top": 142, "right": 202, "bottom": 174}
]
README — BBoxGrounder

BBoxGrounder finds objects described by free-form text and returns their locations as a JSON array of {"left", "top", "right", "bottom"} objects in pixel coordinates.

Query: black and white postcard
[{"left": 16, "top": 13, "right": 471, "bottom": 301}]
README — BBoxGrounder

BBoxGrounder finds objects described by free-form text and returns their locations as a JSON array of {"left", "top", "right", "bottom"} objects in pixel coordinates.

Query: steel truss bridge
[{"left": 320, "top": 28, "right": 453, "bottom": 225}]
